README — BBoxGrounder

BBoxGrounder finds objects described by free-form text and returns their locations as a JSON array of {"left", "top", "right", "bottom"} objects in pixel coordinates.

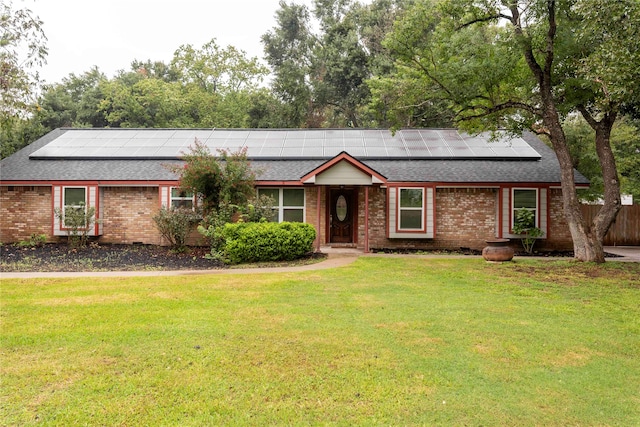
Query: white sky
[{"left": 26, "top": 0, "right": 318, "bottom": 84}]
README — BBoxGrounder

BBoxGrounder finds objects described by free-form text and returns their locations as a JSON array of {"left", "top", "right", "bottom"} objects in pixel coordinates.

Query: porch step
[{"left": 320, "top": 245, "right": 364, "bottom": 254}]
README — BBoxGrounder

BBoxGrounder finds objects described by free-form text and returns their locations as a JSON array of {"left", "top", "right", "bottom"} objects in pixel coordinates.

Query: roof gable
[{"left": 300, "top": 152, "right": 386, "bottom": 185}]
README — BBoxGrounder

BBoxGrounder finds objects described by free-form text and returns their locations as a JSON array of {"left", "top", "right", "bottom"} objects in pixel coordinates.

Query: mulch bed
[
  {"left": 371, "top": 247, "right": 578, "bottom": 257},
  {"left": 0, "top": 243, "right": 224, "bottom": 272},
  {"left": 1, "top": 243, "right": 621, "bottom": 273}
]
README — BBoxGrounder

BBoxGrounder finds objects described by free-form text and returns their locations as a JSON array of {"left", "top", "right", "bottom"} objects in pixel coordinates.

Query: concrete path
[
  {"left": 1, "top": 247, "right": 637, "bottom": 280},
  {"left": 603, "top": 246, "right": 640, "bottom": 262}
]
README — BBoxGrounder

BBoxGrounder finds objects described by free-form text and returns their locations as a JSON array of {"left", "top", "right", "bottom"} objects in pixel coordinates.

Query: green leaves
[
  {"left": 172, "top": 39, "right": 268, "bottom": 94},
  {"left": 169, "top": 139, "right": 256, "bottom": 214},
  {"left": 1, "top": 0, "right": 47, "bottom": 158},
  {"left": 223, "top": 221, "right": 316, "bottom": 264}
]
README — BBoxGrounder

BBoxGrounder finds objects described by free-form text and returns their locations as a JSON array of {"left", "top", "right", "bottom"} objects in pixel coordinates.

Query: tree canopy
[
  {"left": 375, "top": 0, "right": 640, "bottom": 261},
  {"left": 0, "top": 0, "right": 47, "bottom": 157},
  {"left": 2, "top": 0, "right": 638, "bottom": 229}
]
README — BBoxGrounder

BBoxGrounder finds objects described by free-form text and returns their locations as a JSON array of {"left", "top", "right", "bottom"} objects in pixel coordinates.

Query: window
[
  {"left": 257, "top": 188, "right": 305, "bottom": 222},
  {"left": 63, "top": 187, "right": 87, "bottom": 227},
  {"left": 171, "top": 188, "right": 195, "bottom": 209},
  {"left": 399, "top": 188, "right": 424, "bottom": 230},
  {"left": 512, "top": 189, "right": 538, "bottom": 227}
]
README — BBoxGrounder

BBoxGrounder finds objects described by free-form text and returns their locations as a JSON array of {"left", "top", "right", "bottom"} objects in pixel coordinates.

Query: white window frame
[
  {"left": 170, "top": 187, "right": 195, "bottom": 210},
  {"left": 398, "top": 187, "right": 425, "bottom": 231},
  {"left": 512, "top": 188, "right": 539, "bottom": 229},
  {"left": 257, "top": 188, "right": 306, "bottom": 223},
  {"left": 62, "top": 186, "right": 88, "bottom": 228}
]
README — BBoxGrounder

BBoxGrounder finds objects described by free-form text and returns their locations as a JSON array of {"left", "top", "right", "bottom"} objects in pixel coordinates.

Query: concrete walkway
[
  {"left": 1, "top": 246, "right": 637, "bottom": 280},
  {"left": 603, "top": 246, "right": 640, "bottom": 262}
]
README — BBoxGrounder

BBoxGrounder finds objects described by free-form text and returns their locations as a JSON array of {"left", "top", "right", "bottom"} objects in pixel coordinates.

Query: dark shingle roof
[{"left": 1, "top": 128, "right": 589, "bottom": 185}]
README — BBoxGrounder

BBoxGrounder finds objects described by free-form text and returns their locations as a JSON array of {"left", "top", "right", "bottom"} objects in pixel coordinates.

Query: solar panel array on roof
[{"left": 29, "top": 128, "right": 541, "bottom": 160}]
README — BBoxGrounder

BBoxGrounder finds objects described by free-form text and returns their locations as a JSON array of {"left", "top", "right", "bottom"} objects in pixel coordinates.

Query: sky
[{"left": 25, "top": 0, "right": 318, "bottom": 84}]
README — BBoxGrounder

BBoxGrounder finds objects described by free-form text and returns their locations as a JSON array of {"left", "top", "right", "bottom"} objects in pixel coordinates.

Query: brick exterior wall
[
  {"left": 433, "top": 188, "right": 498, "bottom": 249},
  {"left": 100, "top": 187, "right": 165, "bottom": 245},
  {"left": 304, "top": 186, "right": 324, "bottom": 249},
  {"left": 357, "top": 186, "right": 386, "bottom": 248},
  {"left": 362, "top": 187, "right": 571, "bottom": 252},
  {"left": 365, "top": 187, "right": 500, "bottom": 251},
  {"left": 1, "top": 184, "right": 574, "bottom": 251},
  {"left": 0, "top": 186, "right": 53, "bottom": 243},
  {"left": 545, "top": 188, "right": 574, "bottom": 250}
]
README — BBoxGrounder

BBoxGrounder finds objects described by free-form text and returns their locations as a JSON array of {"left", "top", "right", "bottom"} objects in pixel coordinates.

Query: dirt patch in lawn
[{"left": 507, "top": 260, "right": 640, "bottom": 286}]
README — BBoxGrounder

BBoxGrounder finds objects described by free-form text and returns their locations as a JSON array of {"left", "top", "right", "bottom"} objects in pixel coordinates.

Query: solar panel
[
  {"left": 244, "top": 146, "right": 262, "bottom": 157},
  {"left": 347, "top": 147, "right": 367, "bottom": 156},
  {"left": 428, "top": 146, "right": 452, "bottom": 157},
  {"left": 470, "top": 147, "right": 496, "bottom": 157},
  {"left": 324, "top": 146, "right": 345, "bottom": 157},
  {"left": 259, "top": 147, "right": 282, "bottom": 157},
  {"left": 450, "top": 147, "right": 476, "bottom": 157},
  {"left": 364, "top": 147, "right": 388, "bottom": 156},
  {"left": 281, "top": 147, "right": 304, "bottom": 156},
  {"left": 28, "top": 128, "right": 541, "bottom": 160},
  {"left": 302, "top": 147, "right": 324, "bottom": 157}
]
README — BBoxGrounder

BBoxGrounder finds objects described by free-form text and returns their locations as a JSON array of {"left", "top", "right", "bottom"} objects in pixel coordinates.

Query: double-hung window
[
  {"left": 63, "top": 187, "right": 87, "bottom": 227},
  {"left": 512, "top": 189, "right": 538, "bottom": 227},
  {"left": 399, "top": 188, "right": 424, "bottom": 230},
  {"left": 170, "top": 188, "right": 195, "bottom": 209},
  {"left": 257, "top": 188, "right": 305, "bottom": 222}
]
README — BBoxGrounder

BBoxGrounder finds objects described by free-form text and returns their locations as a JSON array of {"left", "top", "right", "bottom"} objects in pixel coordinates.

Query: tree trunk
[
  {"left": 524, "top": 1, "right": 619, "bottom": 263},
  {"left": 542, "top": 105, "right": 606, "bottom": 262},
  {"left": 581, "top": 111, "right": 622, "bottom": 258}
]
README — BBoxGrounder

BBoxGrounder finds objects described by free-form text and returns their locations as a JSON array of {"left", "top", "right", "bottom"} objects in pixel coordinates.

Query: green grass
[{"left": 2, "top": 258, "right": 639, "bottom": 426}]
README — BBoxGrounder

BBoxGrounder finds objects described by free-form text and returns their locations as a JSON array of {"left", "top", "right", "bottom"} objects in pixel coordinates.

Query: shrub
[
  {"left": 512, "top": 209, "right": 544, "bottom": 254},
  {"left": 17, "top": 233, "right": 47, "bottom": 247},
  {"left": 197, "top": 204, "right": 236, "bottom": 259},
  {"left": 54, "top": 203, "right": 97, "bottom": 248},
  {"left": 240, "top": 194, "right": 276, "bottom": 223},
  {"left": 222, "top": 222, "right": 316, "bottom": 264},
  {"left": 152, "top": 207, "right": 202, "bottom": 252},
  {"left": 198, "top": 196, "right": 276, "bottom": 260}
]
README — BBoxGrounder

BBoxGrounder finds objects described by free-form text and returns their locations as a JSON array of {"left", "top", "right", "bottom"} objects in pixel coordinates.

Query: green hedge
[{"left": 223, "top": 222, "right": 316, "bottom": 264}]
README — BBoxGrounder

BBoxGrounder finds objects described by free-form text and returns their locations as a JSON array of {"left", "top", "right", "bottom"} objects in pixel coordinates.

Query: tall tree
[
  {"left": 262, "top": 0, "right": 416, "bottom": 128},
  {"left": 566, "top": 116, "right": 640, "bottom": 204},
  {"left": 171, "top": 39, "right": 268, "bottom": 94},
  {"left": 0, "top": 0, "right": 47, "bottom": 158},
  {"left": 383, "top": 0, "right": 640, "bottom": 262},
  {"left": 262, "top": 1, "right": 316, "bottom": 127},
  {"left": 34, "top": 67, "right": 108, "bottom": 129},
  {"left": 311, "top": 0, "right": 372, "bottom": 127}
]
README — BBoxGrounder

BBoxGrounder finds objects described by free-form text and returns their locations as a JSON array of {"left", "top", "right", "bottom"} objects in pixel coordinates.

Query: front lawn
[{"left": 2, "top": 258, "right": 639, "bottom": 426}]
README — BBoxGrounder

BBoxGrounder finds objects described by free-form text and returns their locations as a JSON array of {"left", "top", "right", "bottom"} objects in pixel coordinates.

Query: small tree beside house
[
  {"left": 53, "top": 202, "right": 97, "bottom": 248},
  {"left": 160, "top": 138, "right": 295, "bottom": 261},
  {"left": 512, "top": 209, "right": 543, "bottom": 254}
]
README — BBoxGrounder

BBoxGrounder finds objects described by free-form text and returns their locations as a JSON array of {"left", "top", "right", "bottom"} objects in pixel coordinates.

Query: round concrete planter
[{"left": 482, "top": 239, "right": 514, "bottom": 262}]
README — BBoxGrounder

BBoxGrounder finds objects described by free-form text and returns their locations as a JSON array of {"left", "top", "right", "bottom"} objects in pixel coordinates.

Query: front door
[{"left": 330, "top": 189, "right": 355, "bottom": 243}]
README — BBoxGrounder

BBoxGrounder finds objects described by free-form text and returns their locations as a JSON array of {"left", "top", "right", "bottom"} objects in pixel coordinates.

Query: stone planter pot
[{"left": 482, "top": 239, "right": 514, "bottom": 262}]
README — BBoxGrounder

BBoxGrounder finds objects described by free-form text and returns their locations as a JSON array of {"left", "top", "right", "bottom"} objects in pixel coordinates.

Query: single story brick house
[{"left": 0, "top": 128, "right": 588, "bottom": 252}]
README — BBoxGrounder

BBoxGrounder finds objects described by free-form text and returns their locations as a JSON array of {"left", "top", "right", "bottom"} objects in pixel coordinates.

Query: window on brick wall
[
  {"left": 399, "top": 188, "right": 424, "bottom": 230},
  {"left": 257, "top": 188, "right": 305, "bottom": 222},
  {"left": 170, "top": 188, "right": 195, "bottom": 209},
  {"left": 63, "top": 187, "right": 87, "bottom": 227},
  {"left": 512, "top": 188, "right": 538, "bottom": 227}
]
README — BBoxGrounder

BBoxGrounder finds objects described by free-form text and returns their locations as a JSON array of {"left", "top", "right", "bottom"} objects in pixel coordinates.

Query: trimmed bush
[
  {"left": 152, "top": 207, "right": 201, "bottom": 252},
  {"left": 223, "top": 222, "right": 316, "bottom": 264}
]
